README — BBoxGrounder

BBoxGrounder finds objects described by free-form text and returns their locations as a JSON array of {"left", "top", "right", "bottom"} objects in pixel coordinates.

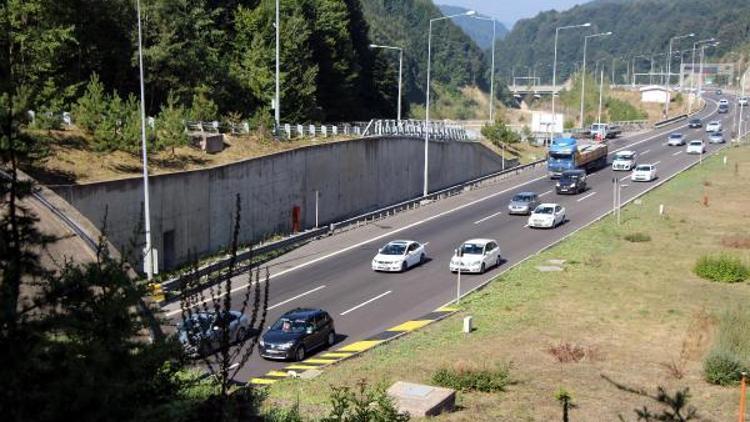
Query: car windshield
[
  {"left": 534, "top": 206, "right": 555, "bottom": 215},
  {"left": 635, "top": 165, "right": 652, "bottom": 171},
  {"left": 560, "top": 174, "right": 580, "bottom": 183},
  {"left": 271, "top": 318, "right": 309, "bottom": 334},
  {"left": 615, "top": 153, "right": 634, "bottom": 160},
  {"left": 460, "top": 243, "right": 484, "bottom": 255},
  {"left": 512, "top": 194, "right": 532, "bottom": 202},
  {"left": 549, "top": 152, "right": 573, "bottom": 160},
  {"left": 669, "top": 133, "right": 683, "bottom": 139},
  {"left": 182, "top": 315, "right": 213, "bottom": 333},
  {"left": 380, "top": 243, "right": 406, "bottom": 255},
  {"left": 689, "top": 141, "right": 702, "bottom": 145}
]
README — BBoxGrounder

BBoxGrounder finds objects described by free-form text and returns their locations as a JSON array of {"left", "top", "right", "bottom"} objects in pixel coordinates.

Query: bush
[
  {"left": 481, "top": 119, "right": 520, "bottom": 146},
  {"left": 624, "top": 232, "right": 651, "bottom": 243},
  {"left": 606, "top": 97, "right": 648, "bottom": 121},
  {"left": 704, "top": 350, "right": 745, "bottom": 386},
  {"left": 431, "top": 361, "right": 513, "bottom": 393},
  {"left": 694, "top": 255, "right": 749, "bottom": 283}
]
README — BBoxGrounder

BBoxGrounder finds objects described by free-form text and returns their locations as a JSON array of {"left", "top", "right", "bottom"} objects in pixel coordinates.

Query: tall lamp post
[
  {"left": 552, "top": 22, "right": 591, "bottom": 125},
  {"left": 579, "top": 32, "right": 612, "bottom": 129},
  {"left": 632, "top": 55, "right": 649, "bottom": 86},
  {"left": 274, "top": 0, "right": 280, "bottom": 132},
  {"left": 370, "top": 44, "right": 404, "bottom": 123},
  {"left": 738, "top": 70, "right": 747, "bottom": 142},
  {"left": 698, "top": 42, "right": 720, "bottom": 101},
  {"left": 424, "top": 10, "right": 476, "bottom": 197},
  {"left": 136, "top": 0, "right": 153, "bottom": 280},
  {"left": 470, "top": 15, "right": 498, "bottom": 122},
  {"left": 665, "top": 33, "right": 694, "bottom": 115},
  {"left": 689, "top": 38, "right": 716, "bottom": 113}
]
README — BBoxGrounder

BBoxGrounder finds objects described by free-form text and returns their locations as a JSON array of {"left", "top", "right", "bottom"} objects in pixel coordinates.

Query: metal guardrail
[{"left": 654, "top": 114, "right": 688, "bottom": 128}]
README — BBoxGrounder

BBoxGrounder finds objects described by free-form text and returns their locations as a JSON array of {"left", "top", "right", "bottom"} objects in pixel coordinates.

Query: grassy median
[{"left": 266, "top": 144, "right": 750, "bottom": 421}]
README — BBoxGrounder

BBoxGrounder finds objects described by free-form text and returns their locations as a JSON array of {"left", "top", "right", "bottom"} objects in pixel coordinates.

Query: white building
[{"left": 640, "top": 85, "right": 671, "bottom": 104}]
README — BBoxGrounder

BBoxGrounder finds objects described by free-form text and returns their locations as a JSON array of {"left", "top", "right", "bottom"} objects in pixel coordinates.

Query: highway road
[{"left": 165, "top": 94, "right": 745, "bottom": 383}]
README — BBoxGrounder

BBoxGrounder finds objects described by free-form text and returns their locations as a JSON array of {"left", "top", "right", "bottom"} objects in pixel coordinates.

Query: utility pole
[
  {"left": 136, "top": 0, "right": 154, "bottom": 280},
  {"left": 274, "top": 0, "right": 280, "bottom": 132}
]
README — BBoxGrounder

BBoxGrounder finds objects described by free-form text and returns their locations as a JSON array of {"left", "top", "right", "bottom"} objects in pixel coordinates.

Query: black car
[
  {"left": 716, "top": 89, "right": 723, "bottom": 95},
  {"left": 260, "top": 308, "right": 336, "bottom": 361},
  {"left": 688, "top": 119, "right": 703, "bottom": 128},
  {"left": 556, "top": 169, "right": 587, "bottom": 195},
  {"left": 718, "top": 104, "right": 729, "bottom": 114}
]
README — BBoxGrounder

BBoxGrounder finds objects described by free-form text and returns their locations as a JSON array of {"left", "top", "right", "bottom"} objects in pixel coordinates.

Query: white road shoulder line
[
  {"left": 268, "top": 285, "right": 327, "bottom": 311},
  {"left": 539, "top": 189, "right": 553, "bottom": 197},
  {"left": 474, "top": 210, "right": 503, "bottom": 225},
  {"left": 619, "top": 174, "right": 631, "bottom": 182},
  {"left": 340, "top": 290, "right": 392, "bottom": 316},
  {"left": 673, "top": 151, "right": 682, "bottom": 156},
  {"left": 577, "top": 192, "right": 597, "bottom": 202},
  {"left": 641, "top": 149, "right": 651, "bottom": 155},
  {"left": 653, "top": 161, "right": 662, "bottom": 165}
]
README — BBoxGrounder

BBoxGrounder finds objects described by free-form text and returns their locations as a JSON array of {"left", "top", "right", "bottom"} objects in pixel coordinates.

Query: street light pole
[
  {"left": 370, "top": 44, "right": 404, "bottom": 123},
  {"left": 737, "top": 69, "right": 747, "bottom": 142},
  {"left": 598, "top": 70, "right": 604, "bottom": 124},
  {"left": 580, "top": 32, "right": 612, "bottom": 129},
  {"left": 136, "top": 0, "right": 153, "bottom": 280},
  {"left": 424, "top": 10, "right": 476, "bottom": 197},
  {"left": 665, "top": 33, "right": 694, "bottom": 115},
  {"left": 689, "top": 38, "right": 716, "bottom": 113},
  {"left": 552, "top": 22, "right": 591, "bottom": 127},
  {"left": 274, "top": 0, "right": 280, "bottom": 132}
]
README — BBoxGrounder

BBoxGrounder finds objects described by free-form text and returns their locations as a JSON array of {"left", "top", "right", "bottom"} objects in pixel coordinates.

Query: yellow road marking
[
  {"left": 320, "top": 352, "right": 353, "bottom": 359},
  {"left": 387, "top": 320, "right": 432, "bottom": 332},
  {"left": 303, "top": 358, "right": 337, "bottom": 365},
  {"left": 250, "top": 378, "right": 276, "bottom": 385},
  {"left": 285, "top": 364, "right": 318, "bottom": 370},
  {"left": 435, "top": 306, "right": 458, "bottom": 313},
  {"left": 266, "top": 371, "right": 289, "bottom": 378},
  {"left": 336, "top": 340, "right": 383, "bottom": 353}
]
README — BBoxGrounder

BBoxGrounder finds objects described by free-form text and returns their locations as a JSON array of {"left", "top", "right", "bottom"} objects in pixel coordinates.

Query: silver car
[
  {"left": 178, "top": 310, "right": 250, "bottom": 357},
  {"left": 508, "top": 192, "right": 539, "bottom": 216},
  {"left": 708, "top": 132, "right": 725, "bottom": 144}
]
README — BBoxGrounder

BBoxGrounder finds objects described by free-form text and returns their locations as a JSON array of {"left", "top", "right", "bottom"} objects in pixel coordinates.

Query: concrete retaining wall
[{"left": 52, "top": 137, "right": 511, "bottom": 271}]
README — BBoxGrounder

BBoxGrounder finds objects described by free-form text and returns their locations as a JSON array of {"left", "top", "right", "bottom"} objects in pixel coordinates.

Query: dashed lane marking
[
  {"left": 473, "top": 210, "right": 503, "bottom": 225},
  {"left": 577, "top": 192, "right": 597, "bottom": 202},
  {"left": 673, "top": 151, "right": 682, "bottom": 156},
  {"left": 340, "top": 291, "right": 392, "bottom": 316},
  {"left": 268, "top": 285, "right": 327, "bottom": 311}
]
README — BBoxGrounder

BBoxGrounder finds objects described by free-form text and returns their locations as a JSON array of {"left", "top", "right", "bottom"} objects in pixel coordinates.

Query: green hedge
[{"left": 694, "top": 255, "right": 749, "bottom": 283}]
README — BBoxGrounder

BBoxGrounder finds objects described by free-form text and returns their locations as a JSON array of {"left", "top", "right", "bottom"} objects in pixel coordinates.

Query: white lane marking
[
  {"left": 619, "top": 175, "right": 631, "bottom": 182},
  {"left": 474, "top": 210, "right": 503, "bottom": 225},
  {"left": 577, "top": 192, "right": 597, "bottom": 202},
  {"left": 653, "top": 161, "right": 662, "bottom": 166},
  {"left": 228, "top": 363, "right": 240, "bottom": 370},
  {"left": 673, "top": 151, "right": 682, "bottom": 156},
  {"left": 641, "top": 149, "right": 651, "bottom": 155},
  {"left": 523, "top": 223, "right": 529, "bottom": 228},
  {"left": 166, "top": 100, "right": 721, "bottom": 317},
  {"left": 539, "top": 190, "right": 553, "bottom": 197},
  {"left": 340, "top": 291, "right": 392, "bottom": 316},
  {"left": 423, "top": 242, "right": 430, "bottom": 246},
  {"left": 268, "top": 285, "right": 327, "bottom": 311}
]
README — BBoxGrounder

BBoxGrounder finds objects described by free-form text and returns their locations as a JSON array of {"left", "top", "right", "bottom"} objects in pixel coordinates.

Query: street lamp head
[
  {"left": 582, "top": 22, "right": 592, "bottom": 27},
  {"left": 465, "top": 10, "right": 477, "bottom": 16},
  {"left": 688, "top": 33, "right": 695, "bottom": 37},
  {"left": 605, "top": 31, "right": 613, "bottom": 35}
]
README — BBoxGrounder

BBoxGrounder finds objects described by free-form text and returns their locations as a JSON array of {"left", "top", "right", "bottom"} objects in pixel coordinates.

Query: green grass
[{"left": 266, "top": 145, "right": 750, "bottom": 420}]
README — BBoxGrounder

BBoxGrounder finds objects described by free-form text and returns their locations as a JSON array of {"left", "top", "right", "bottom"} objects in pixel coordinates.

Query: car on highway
[
  {"left": 718, "top": 98, "right": 729, "bottom": 106},
  {"left": 718, "top": 104, "right": 729, "bottom": 114},
  {"left": 449, "top": 239, "right": 501, "bottom": 274},
  {"left": 260, "top": 308, "right": 335, "bottom": 361},
  {"left": 688, "top": 119, "right": 702, "bottom": 129},
  {"left": 371, "top": 240, "right": 426, "bottom": 272},
  {"left": 612, "top": 150, "right": 637, "bottom": 171},
  {"left": 716, "top": 89, "right": 723, "bottom": 95},
  {"left": 631, "top": 164, "right": 657, "bottom": 182},
  {"left": 708, "top": 131, "right": 725, "bottom": 144},
  {"left": 739, "top": 97, "right": 749, "bottom": 107},
  {"left": 555, "top": 169, "right": 587, "bottom": 195},
  {"left": 527, "top": 203, "right": 566, "bottom": 229},
  {"left": 667, "top": 132, "right": 686, "bottom": 146},
  {"left": 686, "top": 140, "right": 706, "bottom": 155},
  {"left": 705, "top": 121, "right": 722, "bottom": 133},
  {"left": 508, "top": 192, "right": 540, "bottom": 216},
  {"left": 178, "top": 310, "right": 251, "bottom": 357}
]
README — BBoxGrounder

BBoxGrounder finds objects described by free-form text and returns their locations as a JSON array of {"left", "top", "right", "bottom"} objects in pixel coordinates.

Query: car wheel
[
  {"left": 495, "top": 256, "right": 501, "bottom": 268},
  {"left": 295, "top": 346, "right": 306, "bottom": 362},
  {"left": 401, "top": 261, "right": 408, "bottom": 272},
  {"left": 480, "top": 263, "right": 486, "bottom": 274},
  {"left": 419, "top": 253, "right": 425, "bottom": 265},
  {"left": 236, "top": 327, "right": 247, "bottom": 342},
  {"left": 327, "top": 331, "right": 336, "bottom": 347}
]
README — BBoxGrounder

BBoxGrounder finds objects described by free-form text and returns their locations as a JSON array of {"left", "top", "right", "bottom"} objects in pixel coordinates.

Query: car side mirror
[{"left": 306, "top": 327, "right": 313, "bottom": 335}]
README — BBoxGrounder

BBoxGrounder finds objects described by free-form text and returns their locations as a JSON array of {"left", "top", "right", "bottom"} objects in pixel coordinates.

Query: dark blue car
[{"left": 260, "top": 308, "right": 336, "bottom": 361}]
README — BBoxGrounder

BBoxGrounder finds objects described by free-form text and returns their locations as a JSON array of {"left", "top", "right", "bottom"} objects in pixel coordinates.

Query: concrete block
[
  {"left": 536, "top": 265, "right": 563, "bottom": 272},
  {"left": 387, "top": 381, "right": 455, "bottom": 417},
  {"left": 190, "top": 133, "right": 224, "bottom": 154}
]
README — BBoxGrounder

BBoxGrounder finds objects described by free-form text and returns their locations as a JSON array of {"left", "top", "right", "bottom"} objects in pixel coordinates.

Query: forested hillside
[
  {"left": 496, "top": 0, "right": 750, "bottom": 84},
  {"left": 437, "top": 4, "right": 509, "bottom": 50}
]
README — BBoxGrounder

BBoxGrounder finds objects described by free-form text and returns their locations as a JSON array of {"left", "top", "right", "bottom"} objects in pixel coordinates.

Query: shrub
[
  {"left": 694, "top": 255, "right": 749, "bottom": 283},
  {"left": 624, "top": 232, "right": 651, "bottom": 243},
  {"left": 431, "top": 361, "right": 513, "bottom": 393},
  {"left": 481, "top": 119, "right": 520, "bottom": 146},
  {"left": 704, "top": 350, "right": 745, "bottom": 386}
]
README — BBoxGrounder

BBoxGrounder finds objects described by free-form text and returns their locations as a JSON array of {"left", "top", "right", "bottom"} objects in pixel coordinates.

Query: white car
[
  {"left": 612, "top": 150, "right": 637, "bottom": 171},
  {"left": 686, "top": 140, "right": 706, "bottom": 155},
  {"left": 527, "top": 203, "right": 566, "bottom": 229},
  {"left": 706, "top": 121, "right": 722, "bottom": 133},
  {"left": 449, "top": 239, "right": 501, "bottom": 274},
  {"left": 718, "top": 98, "right": 729, "bottom": 106},
  {"left": 708, "top": 132, "right": 725, "bottom": 144},
  {"left": 667, "top": 133, "right": 685, "bottom": 146},
  {"left": 631, "top": 164, "right": 657, "bottom": 182},
  {"left": 739, "top": 97, "right": 749, "bottom": 107},
  {"left": 371, "top": 240, "right": 426, "bottom": 272}
]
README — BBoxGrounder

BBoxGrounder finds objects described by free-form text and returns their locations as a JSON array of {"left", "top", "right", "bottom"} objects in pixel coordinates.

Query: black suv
[
  {"left": 556, "top": 169, "right": 587, "bottom": 195},
  {"left": 688, "top": 119, "right": 702, "bottom": 128},
  {"left": 260, "top": 308, "right": 336, "bottom": 361},
  {"left": 718, "top": 104, "right": 729, "bottom": 114}
]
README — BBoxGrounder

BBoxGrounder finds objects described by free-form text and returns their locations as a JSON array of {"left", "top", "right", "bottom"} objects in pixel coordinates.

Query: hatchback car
[
  {"left": 667, "top": 133, "right": 686, "bottom": 146},
  {"left": 708, "top": 132, "right": 725, "bottom": 144},
  {"left": 371, "top": 240, "right": 426, "bottom": 272},
  {"left": 556, "top": 169, "right": 587, "bottom": 195},
  {"left": 686, "top": 140, "right": 706, "bottom": 155},
  {"left": 631, "top": 164, "right": 657, "bottom": 182},
  {"left": 260, "top": 308, "right": 335, "bottom": 361},
  {"left": 528, "top": 203, "right": 566, "bottom": 229},
  {"left": 706, "top": 121, "right": 722, "bottom": 133},
  {"left": 449, "top": 239, "right": 501, "bottom": 274},
  {"left": 718, "top": 104, "right": 729, "bottom": 114},
  {"left": 688, "top": 119, "right": 702, "bottom": 129},
  {"left": 178, "top": 311, "right": 250, "bottom": 357},
  {"left": 507, "top": 192, "right": 539, "bottom": 215}
]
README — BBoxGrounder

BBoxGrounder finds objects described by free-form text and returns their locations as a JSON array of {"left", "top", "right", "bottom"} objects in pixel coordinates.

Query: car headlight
[
  {"left": 278, "top": 341, "right": 295, "bottom": 350},
  {"left": 259, "top": 339, "right": 265, "bottom": 347},
  {"left": 556, "top": 182, "right": 560, "bottom": 187}
]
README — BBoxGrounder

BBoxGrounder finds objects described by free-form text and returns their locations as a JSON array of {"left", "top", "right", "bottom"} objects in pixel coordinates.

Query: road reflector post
[
  {"left": 463, "top": 316, "right": 473, "bottom": 334},
  {"left": 724, "top": 155, "right": 728, "bottom": 165},
  {"left": 659, "top": 204, "right": 665, "bottom": 216}
]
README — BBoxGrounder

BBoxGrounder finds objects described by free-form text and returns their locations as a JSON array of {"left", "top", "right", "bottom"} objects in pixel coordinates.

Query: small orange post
[{"left": 739, "top": 372, "right": 747, "bottom": 422}]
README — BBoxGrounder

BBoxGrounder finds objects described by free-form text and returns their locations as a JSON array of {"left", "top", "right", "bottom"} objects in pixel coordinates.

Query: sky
[{"left": 439, "top": 0, "right": 591, "bottom": 28}]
